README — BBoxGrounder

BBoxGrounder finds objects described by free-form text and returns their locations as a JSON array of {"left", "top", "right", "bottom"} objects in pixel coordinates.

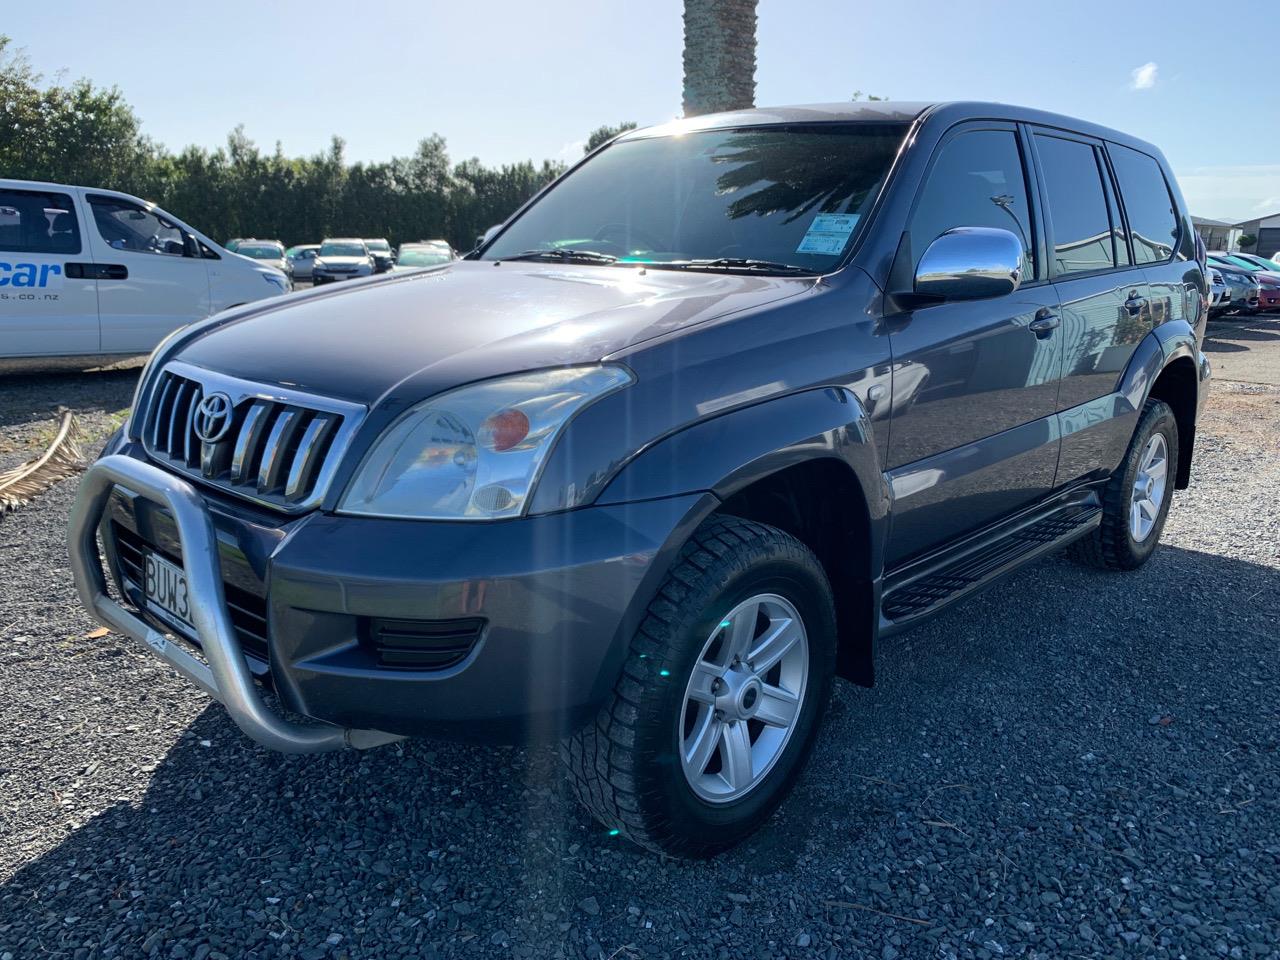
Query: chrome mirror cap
[{"left": 914, "top": 227, "right": 1023, "bottom": 301}]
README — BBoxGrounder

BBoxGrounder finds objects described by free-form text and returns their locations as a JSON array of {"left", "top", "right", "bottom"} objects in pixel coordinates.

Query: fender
[
  {"left": 1116, "top": 319, "right": 1204, "bottom": 488},
  {"left": 597, "top": 386, "right": 889, "bottom": 546}
]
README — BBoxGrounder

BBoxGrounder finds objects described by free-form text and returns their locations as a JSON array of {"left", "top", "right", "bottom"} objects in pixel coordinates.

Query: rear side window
[
  {"left": 910, "top": 129, "right": 1035, "bottom": 279},
  {"left": 1109, "top": 144, "right": 1179, "bottom": 264},
  {"left": 88, "top": 195, "right": 187, "bottom": 257},
  {"left": 1034, "top": 135, "right": 1115, "bottom": 277},
  {"left": 0, "top": 188, "right": 81, "bottom": 254}
]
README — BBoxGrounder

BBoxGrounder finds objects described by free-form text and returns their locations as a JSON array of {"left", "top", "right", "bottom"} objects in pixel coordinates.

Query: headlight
[
  {"left": 263, "top": 272, "right": 288, "bottom": 292},
  {"left": 339, "top": 365, "right": 634, "bottom": 520}
]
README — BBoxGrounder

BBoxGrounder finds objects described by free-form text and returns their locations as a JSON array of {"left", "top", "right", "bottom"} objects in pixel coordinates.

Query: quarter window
[
  {"left": 1035, "top": 135, "right": 1116, "bottom": 276},
  {"left": 1109, "top": 144, "right": 1179, "bottom": 264},
  {"left": 88, "top": 196, "right": 188, "bottom": 257},
  {"left": 0, "top": 188, "right": 81, "bottom": 254},
  {"left": 910, "top": 129, "right": 1036, "bottom": 280}
]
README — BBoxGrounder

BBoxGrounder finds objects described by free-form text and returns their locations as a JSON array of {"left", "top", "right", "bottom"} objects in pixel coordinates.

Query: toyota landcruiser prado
[{"left": 69, "top": 102, "right": 1210, "bottom": 857}]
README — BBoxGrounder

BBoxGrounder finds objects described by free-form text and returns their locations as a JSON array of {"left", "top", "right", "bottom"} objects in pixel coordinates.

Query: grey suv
[{"left": 70, "top": 102, "right": 1210, "bottom": 857}]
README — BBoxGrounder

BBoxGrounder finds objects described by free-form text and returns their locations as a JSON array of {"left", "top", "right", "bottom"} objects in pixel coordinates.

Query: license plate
[{"left": 144, "top": 552, "right": 191, "bottom": 626}]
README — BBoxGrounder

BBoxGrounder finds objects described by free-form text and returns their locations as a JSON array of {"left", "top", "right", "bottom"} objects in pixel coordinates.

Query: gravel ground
[{"left": 1, "top": 324, "right": 1278, "bottom": 960}]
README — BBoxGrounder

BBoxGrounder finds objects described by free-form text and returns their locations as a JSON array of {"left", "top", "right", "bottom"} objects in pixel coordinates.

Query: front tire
[
  {"left": 1073, "top": 398, "right": 1179, "bottom": 570},
  {"left": 561, "top": 515, "right": 836, "bottom": 858}
]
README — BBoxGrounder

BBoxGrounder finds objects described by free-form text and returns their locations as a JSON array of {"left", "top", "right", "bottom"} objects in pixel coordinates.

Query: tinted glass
[
  {"left": 239, "top": 244, "right": 282, "bottom": 259},
  {"left": 0, "top": 188, "right": 81, "bottom": 254},
  {"left": 910, "top": 129, "right": 1035, "bottom": 279},
  {"left": 1109, "top": 144, "right": 1178, "bottom": 264},
  {"left": 483, "top": 124, "right": 908, "bottom": 273},
  {"left": 397, "top": 247, "right": 452, "bottom": 267},
  {"left": 320, "top": 242, "right": 366, "bottom": 257},
  {"left": 89, "top": 197, "right": 186, "bottom": 257},
  {"left": 1035, "top": 136, "right": 1115, "bottom": 276}
]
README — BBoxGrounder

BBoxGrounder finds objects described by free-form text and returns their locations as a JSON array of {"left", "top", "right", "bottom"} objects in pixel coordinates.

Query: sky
[{"left": 6, "top": 0, "right": 1278, "bottom": 223}]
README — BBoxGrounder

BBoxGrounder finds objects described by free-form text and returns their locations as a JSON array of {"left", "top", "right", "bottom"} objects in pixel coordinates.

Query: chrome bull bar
[{"left": 67, "top": 454, "right": 401, "bottom": 753}]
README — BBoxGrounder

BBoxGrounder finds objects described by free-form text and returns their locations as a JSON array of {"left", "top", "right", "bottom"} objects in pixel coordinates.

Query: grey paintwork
[{"left": 93, "top": 100, "right": 1209, "bottom": 744}]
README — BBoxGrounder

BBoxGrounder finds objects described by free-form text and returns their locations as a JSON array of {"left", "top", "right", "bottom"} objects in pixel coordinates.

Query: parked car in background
[
  {"left": 1208, "top": 269, "right": 1227, "bottom": 310},
  {"left": 365, "top": 238, "right": 395, "bottom": 273},
  {"left": 391, "top": 240, "right": 456, "bottom": 271},
  {"left": 1209, "top": 251, "right": 1280, "bottom": 311},
  {"left": 286, "top": 244, "right": 320, "bottom": 282},
  {"left": 0, "top": 178, "right": 287, "bottom": 360},
  {"left": 72, "top": 102, "right": 1210, "bottom": 857},
  {"left": 224, "top": 238, "right": 245, "bottom": 252},
  {"left": 235, "top": 240, "right": 293, "bottom": 290},
  {"left": 1226, "top": 252, "right": 1280, "bottom": 272},
  {"left": 1207, "top": 255, "right": 1260, "bottom": 314},
  {"left": 311, "top": 238, "right": 375, "bottom": 284}
]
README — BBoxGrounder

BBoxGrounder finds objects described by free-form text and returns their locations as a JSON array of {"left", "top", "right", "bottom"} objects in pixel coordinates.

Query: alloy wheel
[{"left": 678, "top": 593, "right": 809, "bottom": 803}]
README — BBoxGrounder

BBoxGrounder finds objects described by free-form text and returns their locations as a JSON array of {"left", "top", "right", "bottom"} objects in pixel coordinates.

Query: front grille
[
  {"left": 362, "top": 617, "right": 485, "bottom": 670},
  {"left": 141, "top": 361, "right": 364, "bottom": 512},
  {"left": 111, "top": 522, "right": 270, "bottom": 664}
]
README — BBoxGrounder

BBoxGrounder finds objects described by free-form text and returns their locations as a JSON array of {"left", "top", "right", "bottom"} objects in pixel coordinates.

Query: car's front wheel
[{"left": 561, "top": 515, "right": 836, "bottom": 858}]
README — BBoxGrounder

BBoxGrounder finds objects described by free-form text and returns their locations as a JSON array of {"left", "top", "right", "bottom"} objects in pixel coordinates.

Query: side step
[{"left": 880, "top": 495, "right": 1102, "bottom": 631}]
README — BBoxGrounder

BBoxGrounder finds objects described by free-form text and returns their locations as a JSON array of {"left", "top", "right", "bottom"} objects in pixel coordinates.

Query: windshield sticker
[{"left": 796, "top": 214, "right": 860, "bottom": 255}]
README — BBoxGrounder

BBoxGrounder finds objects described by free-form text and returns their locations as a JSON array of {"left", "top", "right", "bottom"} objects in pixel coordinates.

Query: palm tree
[{"left": 682, "top": 0, "right": 758, "bottom": 117}]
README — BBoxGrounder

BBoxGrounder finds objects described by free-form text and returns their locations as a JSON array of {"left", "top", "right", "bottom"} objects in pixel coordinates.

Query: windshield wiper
[
  {"left": 501, "top": 249, "right": 619, "bottom": 265},
  {"left": 646, "top": 257, "right": 818, "bottom": 276}
]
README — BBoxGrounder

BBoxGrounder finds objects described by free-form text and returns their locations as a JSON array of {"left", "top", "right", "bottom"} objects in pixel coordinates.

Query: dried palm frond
[{"left": 0, "top": 411, "right": 87, "bottom": 514}]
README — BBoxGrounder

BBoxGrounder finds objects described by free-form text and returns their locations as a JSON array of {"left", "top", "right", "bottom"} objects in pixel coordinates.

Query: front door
[
  {"left": 84, "top": 193, "right": 210, "bottom": 355},
  {"left": 0, "top": 186, "right": 99, "bottom": 357},
  {"left": 883, "top": 124, "right": 1063, "bottom": 567}
]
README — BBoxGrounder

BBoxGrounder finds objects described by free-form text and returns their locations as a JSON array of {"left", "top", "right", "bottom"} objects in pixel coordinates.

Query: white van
[{"left": 0, "top": 179, "right": 289, "bottom": 361}]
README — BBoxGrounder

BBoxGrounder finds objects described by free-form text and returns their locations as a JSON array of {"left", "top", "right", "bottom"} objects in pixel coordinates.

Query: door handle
[
  {"left": 1028, "top": 309, "right": 1060, "bottom": 337},
  {"left": 63, "top": 262, "right": 129, "bottom": 280},
  {"left": 1125, "top": 294, "right": 1148, "bottom": 315}
]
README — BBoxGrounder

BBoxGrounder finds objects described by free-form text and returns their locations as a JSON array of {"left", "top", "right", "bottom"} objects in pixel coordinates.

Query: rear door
[
  {"left": 83, "top": 193, "right": 211, "bottom": 354},
  {"left": 882, "top": 122, "right": 1064, "bottom": 566},
  {"left": 0, "top": 185, "right": 99, "bottom": 357},
  {"left": 1027, "top": 129, "right": 1154, "bottom": 487}
]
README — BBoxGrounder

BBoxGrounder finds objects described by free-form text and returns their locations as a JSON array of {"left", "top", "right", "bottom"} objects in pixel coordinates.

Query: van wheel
[
  {"left": 561, "top": 515, "right": 836, "bottom": 858},
  {"left": 1073, "top": 398, "right": 1179, "bottom": 570}
]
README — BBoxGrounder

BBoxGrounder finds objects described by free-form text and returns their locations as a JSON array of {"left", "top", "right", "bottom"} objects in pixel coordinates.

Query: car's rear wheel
[
  {"left": 1073, "top": 397, "right": 1179, "bottom": 570},
  {"left": 561, "top": 515, "right": 836, "bottom": 858}
]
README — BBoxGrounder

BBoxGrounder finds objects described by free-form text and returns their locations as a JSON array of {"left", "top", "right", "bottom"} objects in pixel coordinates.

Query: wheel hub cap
[
  {"left": 678, "top": 594, "right": 810, "bottom": 804},
  {"left": 1129, "top": 433, "right": 1168, "bottom": 543}
]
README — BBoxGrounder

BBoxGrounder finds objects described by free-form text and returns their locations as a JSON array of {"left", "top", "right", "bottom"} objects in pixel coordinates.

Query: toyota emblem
[{"left": 194, "top": 392, "right": 234, "bottom": 444}]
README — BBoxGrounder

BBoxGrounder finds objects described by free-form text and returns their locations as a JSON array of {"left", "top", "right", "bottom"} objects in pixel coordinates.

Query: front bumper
[{"left": 69, "top": 447, "right": 709, "bottom": 749}]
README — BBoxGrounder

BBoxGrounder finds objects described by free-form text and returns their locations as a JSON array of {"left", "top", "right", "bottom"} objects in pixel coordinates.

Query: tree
[
  {"left": 682, "top": 0, "right": 757, "bottom": 117},
  {"left": 584, "top": 122, "right": 638, "bottom": 154},
  {"left": 1238, "top": 233, "right": 1257, "bottom": 252}
]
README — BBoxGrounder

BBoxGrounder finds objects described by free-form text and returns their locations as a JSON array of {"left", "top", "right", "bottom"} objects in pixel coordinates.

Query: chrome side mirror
[
  {"left": 915, "top": 227, "right": 1023, "bottom": 301},
  {"left": 476, "top": 224, "right": 503, "bottom": 249}
]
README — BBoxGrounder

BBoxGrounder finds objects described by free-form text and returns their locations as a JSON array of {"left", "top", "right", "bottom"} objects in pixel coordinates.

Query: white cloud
[
  {"left": 556, "top": 139, "right": 587, "bottom": 162},
  {"left": 1130, "top": 62, "right": 1158, "bottom": 91}
]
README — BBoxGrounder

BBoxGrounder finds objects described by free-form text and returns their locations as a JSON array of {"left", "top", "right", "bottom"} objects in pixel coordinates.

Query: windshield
[
  {"left": 240, "top": 244, "right": 282, "bottom": 259},
  {"left": 321, "top": 242, "right": 366, "bottom": 258},
  {"left": 397, "top": 247, "right": 452, "bottom": 267},
  {"left": 481, "top": 124, "right": 908, "bottom": 273},
  {"left": 366, "top": 240, "right": 391, "bottom": 252}
]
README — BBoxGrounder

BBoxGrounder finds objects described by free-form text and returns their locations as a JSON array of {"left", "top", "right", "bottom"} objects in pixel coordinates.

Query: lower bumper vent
[{"left": 362, "top": 617, "right": 485, "bottom": 670}]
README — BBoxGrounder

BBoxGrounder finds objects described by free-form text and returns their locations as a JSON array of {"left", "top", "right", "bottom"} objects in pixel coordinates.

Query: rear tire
[
  {"left": 561, "top": 515, "right": 836, "bottom": 858},
  {"left": 1073, "top": 398, "right": 1178, "bottom": 571}
]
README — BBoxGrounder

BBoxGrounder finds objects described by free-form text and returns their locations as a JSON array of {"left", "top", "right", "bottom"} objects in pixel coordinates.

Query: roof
[
  {"left": 618, "top": 101, "right": 1162, "bottom": 156},
  {"left": 1192, "top": 216, "right": 1238, "bottom": 228}
]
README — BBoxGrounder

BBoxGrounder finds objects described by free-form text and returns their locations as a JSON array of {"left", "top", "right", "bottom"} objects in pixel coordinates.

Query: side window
[
  {"left": 0, "top": 188, "right": 81, "bottom": 254},
  {"left": 1109, "top": 144, "right": 1179, "bottom": 264},
  {"left": 910, "top": 129, "right": 1036, "bottom": 279},
  {"left": 1034, "top": 135, "right": 1115, "bottom": 277},
  {"left": 88, "top": 196, "right": 187, "bottom": 257}
]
